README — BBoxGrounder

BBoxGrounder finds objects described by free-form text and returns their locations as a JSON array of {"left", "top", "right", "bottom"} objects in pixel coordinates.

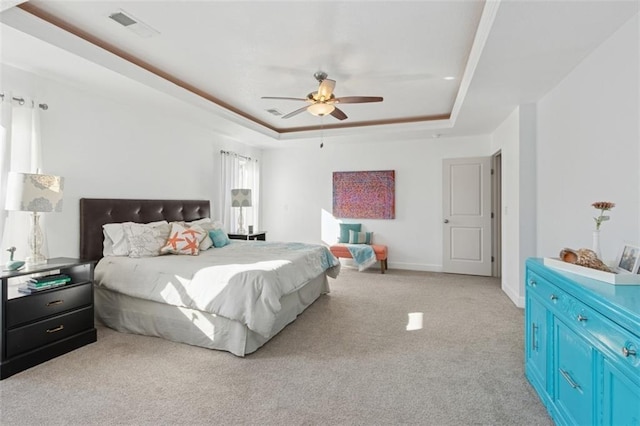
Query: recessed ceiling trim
[
  {"left": 16, "top": 2, "right": 463, "bottom": 136},
  {"left": 278, "top": 113, "right": 451, "bottom": 134},
  {"left": 449, "top": 0, "right": 501, "bottom": 125},
  {"left": 16, "top": 2, "right": 278, "bottom": 131}
]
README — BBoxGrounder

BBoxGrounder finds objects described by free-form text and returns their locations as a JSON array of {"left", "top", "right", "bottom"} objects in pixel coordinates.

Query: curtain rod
[
  {"left": 220, "top": 149, "right": 256, "bottom": 162},
  {"left": 0, "top": 92, "right": 49, "bottom": 110}
]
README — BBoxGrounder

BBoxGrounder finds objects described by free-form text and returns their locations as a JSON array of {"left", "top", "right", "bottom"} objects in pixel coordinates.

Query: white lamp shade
[
  {"left": 231, "top": 188, "right": 252, "bottom": 207},
  {"left": 5, "top": 172, "right": 64, "bottom": 212}
]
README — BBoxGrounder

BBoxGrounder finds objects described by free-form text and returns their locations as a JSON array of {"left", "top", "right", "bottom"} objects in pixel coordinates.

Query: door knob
[{"left": 444, "top": 219, "right": 449, "bottom": 223}]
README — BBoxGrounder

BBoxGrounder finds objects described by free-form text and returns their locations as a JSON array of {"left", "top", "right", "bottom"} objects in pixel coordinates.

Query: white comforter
[{"left": 94, "top": 241, "right": 340, "bottom": 337}]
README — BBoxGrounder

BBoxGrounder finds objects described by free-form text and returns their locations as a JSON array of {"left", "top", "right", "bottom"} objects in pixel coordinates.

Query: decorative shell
[{"left": 559, "top": 247, "right": 610, "bottom": 272}]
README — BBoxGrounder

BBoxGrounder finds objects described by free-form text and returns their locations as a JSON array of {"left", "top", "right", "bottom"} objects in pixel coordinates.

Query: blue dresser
[{"left": 525, "top": 258, "right": 640, "bottom": 425}]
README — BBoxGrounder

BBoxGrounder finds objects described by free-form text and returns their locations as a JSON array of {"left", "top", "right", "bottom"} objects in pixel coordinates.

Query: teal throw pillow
[
  {"left": 339, "top": 223, "right": 361, "bottom": 243},
  {"left": 349, "top": 230, "right": 373, "bottom": 244},
  {"left": 209, "top": 229, "right": 230, "bottom": 248}
]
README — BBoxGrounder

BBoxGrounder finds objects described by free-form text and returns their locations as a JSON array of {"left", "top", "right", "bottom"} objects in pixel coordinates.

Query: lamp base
[
  {"left": 27, "top": 212, "right": 47, "bottom": 266},
  {"left": 25, "top": 253, "right": 47, "bottom": 266},
  {"left": 237, "top": 207, "right": 246, "bottom": 234}
]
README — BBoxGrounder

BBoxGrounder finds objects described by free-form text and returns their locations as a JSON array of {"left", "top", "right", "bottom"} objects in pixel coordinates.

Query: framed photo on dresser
[{"left": 614, "top": 244, "right": 640, "bottom": 274}]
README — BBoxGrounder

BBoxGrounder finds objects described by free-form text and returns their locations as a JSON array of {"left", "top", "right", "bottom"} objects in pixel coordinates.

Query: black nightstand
[
  {"left": 228, "top": 232, "right": 267, "bottom": 241},
  {"left": 0, "top": 258, "right": 97, "bottom": 379}
]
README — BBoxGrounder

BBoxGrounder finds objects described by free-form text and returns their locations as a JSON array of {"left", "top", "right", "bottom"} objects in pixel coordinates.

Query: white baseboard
[
  {"left": 338, "top": 259, "right": 442, "bottom": 272},
  {"left": 502, "top": 280, "right": 524, "bottom": 308},
  {"left": 388, "top": 262, "right": 443, "bottom": 272}
]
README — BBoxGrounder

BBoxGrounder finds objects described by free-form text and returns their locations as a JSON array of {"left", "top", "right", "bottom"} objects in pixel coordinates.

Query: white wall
[
  {"left": 536, "top": 14, "right": 639, "bottom": 263},
  {"left": 1, "top": 64, "right": 260, "bottom": 260},
  {"left": 491, "top": 108, "right": 521, "bottom": 304},
  {"left": 262, "top": 135, "right": 492, "bottom": 271}
]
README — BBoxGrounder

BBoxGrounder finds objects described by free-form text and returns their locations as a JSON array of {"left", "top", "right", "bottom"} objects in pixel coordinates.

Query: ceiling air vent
[
  {"left": 108, "top": 10, "right": 159, "bottom": 38},
  {"left": 266, "top": 109, "right": 283, "bottom": 116}
]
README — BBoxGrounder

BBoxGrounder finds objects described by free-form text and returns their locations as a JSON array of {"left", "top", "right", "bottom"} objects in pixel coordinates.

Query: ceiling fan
[{"left": 262, "top": 71, "right": 383, "bottom": 121}]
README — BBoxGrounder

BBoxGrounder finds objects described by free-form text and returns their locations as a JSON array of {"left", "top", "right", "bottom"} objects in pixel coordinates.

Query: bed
[{"left": 79, "top": 198, "right": 339, "bottom": 356}]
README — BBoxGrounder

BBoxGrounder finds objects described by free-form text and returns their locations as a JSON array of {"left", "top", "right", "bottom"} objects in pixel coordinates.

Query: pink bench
[{"left": 329, "top": 244, "right": 388, "bottom": 274}]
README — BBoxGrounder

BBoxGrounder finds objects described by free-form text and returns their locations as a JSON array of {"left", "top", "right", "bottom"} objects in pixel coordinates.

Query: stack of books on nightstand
[{"left": 18, "top": 274, "right": 72, "bottom": 294}]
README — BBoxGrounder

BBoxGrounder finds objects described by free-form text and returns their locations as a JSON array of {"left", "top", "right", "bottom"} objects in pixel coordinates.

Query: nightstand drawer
[
  {"left": 6, "top": 306, "right": 94, "bottom": 358},
  {"left": 6, "top": 282, "right": 92, "bottom": 328}
]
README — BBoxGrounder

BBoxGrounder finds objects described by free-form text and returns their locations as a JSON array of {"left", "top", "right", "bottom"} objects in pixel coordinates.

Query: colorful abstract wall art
[{"left": 333, "top": 170, "right": 395, "bottom": 219}]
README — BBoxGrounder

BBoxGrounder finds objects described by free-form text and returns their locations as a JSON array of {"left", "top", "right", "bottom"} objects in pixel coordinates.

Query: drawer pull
[
  {"left": 622, "top": 347, "right": 637, "bottom": 357},
  {"left": 550, "top": 294, "right": 558, "bottom": 301},
  {"left": 577, "top": 314, "right": 588, "bottom": 322},
  {"left": 46, "top": 325, "right": 64, "bottom": 334},
  {"left": 46, "top": 300, "right": 64, "bottom": 307},
  {"left": 529, "top": 280, "right": 536, "bottom": 287},
  {"left": 559, "top": 368, "right": 581, "bottom": 390}
]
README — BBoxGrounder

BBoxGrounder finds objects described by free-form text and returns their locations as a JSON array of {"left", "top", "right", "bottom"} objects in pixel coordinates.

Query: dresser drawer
[
  {"left": 527, "top": 271, "right": 566, "bottom": 307},
  {"left": 6, "top": 282, "right": 92, "bottom": 328},
  {"left": 6, "top": 306, "right": 94, "bottom": 358},
  {"left": 565, "top": 300, "right": 640, "bottom": 374},
  {"left": 539, "top": 274, "right": 640, "bottom": 376}
]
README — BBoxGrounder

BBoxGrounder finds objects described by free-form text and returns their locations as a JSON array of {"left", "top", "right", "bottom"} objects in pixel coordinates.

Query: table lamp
[
  {"left": 231, "top": 188, "right": 251, "bottom": 234},
  {"left": 5, "top": 172, "right": 64, "bottom": 265}
]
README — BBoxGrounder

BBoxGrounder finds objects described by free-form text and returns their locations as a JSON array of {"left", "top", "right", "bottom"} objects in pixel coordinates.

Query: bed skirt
[{"left": 94, "top": 272, "right": 329, "bottom": 356}]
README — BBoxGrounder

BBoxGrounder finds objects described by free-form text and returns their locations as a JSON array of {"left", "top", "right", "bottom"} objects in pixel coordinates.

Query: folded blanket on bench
[{"left": 346, "top": 244, "right": 377, "bottom": 271}]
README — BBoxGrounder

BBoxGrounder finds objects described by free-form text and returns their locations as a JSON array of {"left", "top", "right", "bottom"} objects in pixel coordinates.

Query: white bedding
[{"left": 94, "top": 241, "right": 340, "bottom": 337}]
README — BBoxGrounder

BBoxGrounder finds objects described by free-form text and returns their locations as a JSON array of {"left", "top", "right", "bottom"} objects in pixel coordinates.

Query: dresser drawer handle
[
  {"left": 46, "top": 325, "right": 64, "bottom": 334},
  {"left": 46, "top": 300, "right": 64, "bottom": 307},
  {"left": 550, "top": 294, "right": 558, "bottom": 301},
  {"left": 577, "top": 314, "right": 588, "bottom": 322},
  {"left": 622, "top": 347, "right": 637, "bottom": 357},
  {"left": 559, "top": 368, "right": 581, "bottom": 390},
  {"left": 529, "top": 280, "right": 536, "bottom": 287}
]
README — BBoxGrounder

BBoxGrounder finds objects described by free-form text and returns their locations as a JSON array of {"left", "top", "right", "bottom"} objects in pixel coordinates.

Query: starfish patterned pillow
[{"left": 160, "top": 222, "right": 207, "bottom": 256}]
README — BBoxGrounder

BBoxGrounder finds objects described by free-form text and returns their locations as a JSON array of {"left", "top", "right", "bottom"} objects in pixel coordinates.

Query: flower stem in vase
[{"left": 592, "top": 230, "right": 602, "bottom": 259}]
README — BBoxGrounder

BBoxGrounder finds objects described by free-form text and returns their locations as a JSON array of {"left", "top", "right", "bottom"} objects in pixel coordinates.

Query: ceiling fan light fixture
[{"left": 308, "top": 103, "right": 335, "bottom": 117}]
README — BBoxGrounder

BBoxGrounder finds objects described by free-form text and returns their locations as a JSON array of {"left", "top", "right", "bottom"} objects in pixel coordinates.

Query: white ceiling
[{"left": 1, "top": 1, "right": 638, "bottom": 148}]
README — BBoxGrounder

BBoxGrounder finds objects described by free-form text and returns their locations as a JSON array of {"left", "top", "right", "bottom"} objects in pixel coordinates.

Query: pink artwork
[{"left": 333, "top": 170, "right": 395, "bottom": 219}]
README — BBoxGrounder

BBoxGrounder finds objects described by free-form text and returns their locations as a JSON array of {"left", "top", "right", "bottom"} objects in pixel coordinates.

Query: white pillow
[
  {"left": 124, "top": 222, "right": 171, "bottom": 258},
  {"left": 103, "top": 222, "right": 133, "bottom": 256},
  {"left": 103, "top": 221, "right": 168, "bottom": 257}
]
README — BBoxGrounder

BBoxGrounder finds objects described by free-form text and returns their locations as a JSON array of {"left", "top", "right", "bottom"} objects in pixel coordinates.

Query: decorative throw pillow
[
  {"left": 184, "top": 218, "right": 219, "bottom": 251},
  {"left": 349, "top": 230, "right": 373, "bottom": 244},
  {"left": 161, "top": 222, "right": 207, "bottom": 255},
  {"left": 123, "top": 222, "right": 172, "bottom": 258},
  {"left": 339, "top": 223, "right": 362, "bottom": 243},
  {"left": 209, "top": 228, "right": 231, "bottom": 248}
]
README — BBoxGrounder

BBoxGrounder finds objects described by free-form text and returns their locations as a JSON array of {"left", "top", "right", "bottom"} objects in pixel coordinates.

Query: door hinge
[
  {"left": 491, "top": 168, "right": 494, "bottom": 175},
  {"left": 491, "top": 212, "right": 494, "bottom": 219},
  {"left": 491, "top": 256, "right": 495, "bottom": 262}
]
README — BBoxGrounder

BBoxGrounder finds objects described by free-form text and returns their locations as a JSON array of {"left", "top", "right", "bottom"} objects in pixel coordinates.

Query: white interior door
[{"left": 442, "top": 157, "right": 492, "bottom": 276}]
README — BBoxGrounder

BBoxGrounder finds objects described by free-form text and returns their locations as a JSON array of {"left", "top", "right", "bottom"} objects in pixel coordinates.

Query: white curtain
[
  {"left": 219, "top": 151, "right": 260, "bottom": 234},
  {"left": 0, "top": 94, "right": 45, "bottom": 261}
]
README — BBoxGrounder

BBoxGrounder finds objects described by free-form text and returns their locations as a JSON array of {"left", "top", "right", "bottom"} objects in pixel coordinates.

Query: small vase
[{"left": 592, "top": 230, "right": 602, "bottom": 259}]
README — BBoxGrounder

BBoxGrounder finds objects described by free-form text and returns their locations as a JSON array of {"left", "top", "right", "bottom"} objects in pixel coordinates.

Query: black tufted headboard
[{"left": 79, "top": 198, "right": 211, "bottom": 261}]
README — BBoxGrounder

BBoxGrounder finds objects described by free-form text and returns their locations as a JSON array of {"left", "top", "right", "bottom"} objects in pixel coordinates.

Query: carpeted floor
[{"left": 0, "top": 268, "right": 552, "bottom": 425}]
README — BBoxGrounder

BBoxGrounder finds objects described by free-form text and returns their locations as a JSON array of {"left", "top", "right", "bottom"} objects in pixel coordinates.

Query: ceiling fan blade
[
  {"left": 317, "top": 79, "right": 336, "bottom": 100},
  {"left": 330, "top": 107, "right": 348, "bottom": 121},
  {"left": 261, "top": 96, "right": 308, "bottom": 101},
  {"left": 282, "top": 105, "right": 310, "bottom": 119},
  {"left": 333, "top": 96, "right": 383, "bottom": 104}
]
